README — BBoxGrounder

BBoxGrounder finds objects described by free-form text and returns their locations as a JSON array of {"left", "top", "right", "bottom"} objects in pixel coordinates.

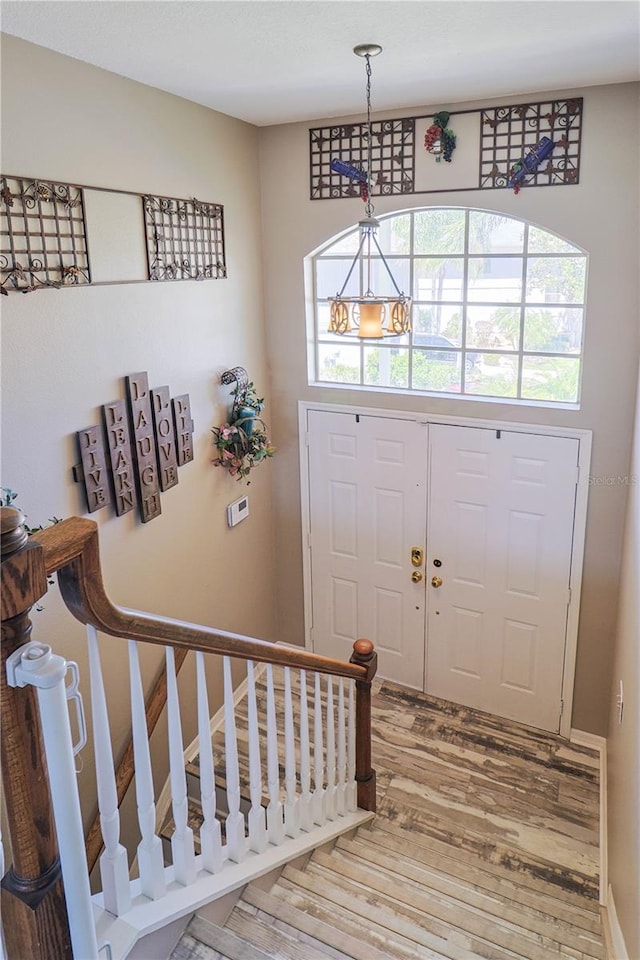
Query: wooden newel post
[
  {"left": 349, "top": 638, "right": 377, "bottom": 812},
  {"left": 0, "top": 507, "right": 73, "bottom": 960}
]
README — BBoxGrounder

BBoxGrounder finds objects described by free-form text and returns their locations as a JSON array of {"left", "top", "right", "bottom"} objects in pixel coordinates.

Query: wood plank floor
[{"left": 171, "top": 676, "right": 604, "bottom": 960}]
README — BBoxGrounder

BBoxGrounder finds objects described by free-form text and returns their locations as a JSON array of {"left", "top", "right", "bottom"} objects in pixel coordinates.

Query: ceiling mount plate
[{"left": 353, "top": 43, "right": 382, "bottom": 59}]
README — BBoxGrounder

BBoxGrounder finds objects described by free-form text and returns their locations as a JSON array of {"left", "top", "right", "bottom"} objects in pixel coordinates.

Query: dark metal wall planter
[
  {"left": 142, "top": 194, "right": 226, "bottom": 282},
  {"left": 0, "top": 175, "right": 90, "bottom": 294}
]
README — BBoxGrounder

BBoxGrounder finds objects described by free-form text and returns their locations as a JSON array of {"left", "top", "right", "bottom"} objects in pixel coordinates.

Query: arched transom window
[{"left": 310, "top": 208, "right": 587, "bottom": 405}]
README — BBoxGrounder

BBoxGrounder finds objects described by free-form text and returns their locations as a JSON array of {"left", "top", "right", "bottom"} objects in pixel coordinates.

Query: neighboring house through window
[{"left": 309, "top": 208, "right": 587, "bottom": 405}]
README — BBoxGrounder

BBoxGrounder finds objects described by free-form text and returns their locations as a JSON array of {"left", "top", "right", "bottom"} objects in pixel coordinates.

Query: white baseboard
[
  {"left": 603, "top": 884, "right": 630, "bottom": 960},
  {"left": 570, "top": 728, "right": 607, "bottom": 906}
]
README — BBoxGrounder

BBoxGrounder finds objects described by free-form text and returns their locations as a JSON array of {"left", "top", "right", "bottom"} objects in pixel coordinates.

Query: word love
[{"left": 73, "top": 371, "right": 194, "bottom": 523}]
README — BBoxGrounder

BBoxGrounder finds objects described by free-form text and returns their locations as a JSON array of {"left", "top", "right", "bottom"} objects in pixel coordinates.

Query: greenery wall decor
[{"left": 212, "top": 368, "right": 275, "bottom": 483}]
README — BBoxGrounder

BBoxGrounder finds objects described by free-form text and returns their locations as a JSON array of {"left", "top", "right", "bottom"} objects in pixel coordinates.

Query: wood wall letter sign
[
  {"left": 126, "top": 372, "right": 161, "bottom": 523},
  {"left": 72, "top": 370, "right": 193, "bottom": 524},
  {"left": 151, "top": 386, "right": 179, "bottom": 491},
  {"left": 172, "top": 394, "right": 195, "bottom": 466},
  {"left": 103, "top": 399, "right": 137, "bottom": 516},
  {"left": 77, "top": 425, "right": 112, "bottom": 513}
]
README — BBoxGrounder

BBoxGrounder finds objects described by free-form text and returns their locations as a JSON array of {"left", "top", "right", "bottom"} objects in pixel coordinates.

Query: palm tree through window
[{"left": 311, "top": 208, "right": 587, "bottom": 404}]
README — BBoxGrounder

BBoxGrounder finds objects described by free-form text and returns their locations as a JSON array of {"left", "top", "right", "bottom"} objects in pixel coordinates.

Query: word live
[{"left": 73, "top": 371, "right": 194, "bottom": 523}]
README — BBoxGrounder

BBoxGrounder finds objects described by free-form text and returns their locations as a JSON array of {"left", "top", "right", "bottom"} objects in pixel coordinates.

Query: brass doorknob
[
  {"left": 431, "top": 576, "right": 443, "bottom": 588},
  {"left": 411, "top": 571, "right": 423, "bottom": 583}
]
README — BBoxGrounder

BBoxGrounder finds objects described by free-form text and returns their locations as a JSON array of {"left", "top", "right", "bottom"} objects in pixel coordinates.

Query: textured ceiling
[{"left": 2, "top": 1, "right": 639, "bottom": 125}]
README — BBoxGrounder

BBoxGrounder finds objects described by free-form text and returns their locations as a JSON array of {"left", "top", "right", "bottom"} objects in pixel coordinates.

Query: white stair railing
[
  {"left": 195, "top": 651, "right": 224, "bottom": 873},
  {"left": 337, "top": 677, "right": 348, "bottom": 816},
  {"left": 283, "top": 666, "right": 301, "bottom": 838},
  {"left": 87, "top": 626, "right": 131, "bottom": 916},
  {"left": 265, "top": 662, "right": 285, "bottom": 845},
  {"left": 246, "top": 660, "right": 268, "bottom": 853},
  {"left": 128, "top": 640, "right": 166, "bottom": 901},
  {"left": 312, "top": 671, "right": 326, "bottom": 825},
  {"left": 9, "top": 630, "right": 368, "bottom": 960},
  {"left": 347, "top": 678, "right": 357, "bottom": 812},
  {"left": 6, "top": 642, "right": 100, "bottom": 960},
  {"left": 166, "top": 646, "right": 197, "bottom": 885},
  {"left": 298, "top": 669, "right": 314, "bottom": 831},
  {"left": 222, "top": 655, "right": 246, "bottom": 863},
  {"left": 325, "top": 675, "right": 337, "bottom": 821}
]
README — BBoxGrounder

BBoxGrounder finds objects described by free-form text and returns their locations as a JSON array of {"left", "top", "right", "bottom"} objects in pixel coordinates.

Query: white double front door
[{"left": 306, "top": 410, "right": 580, "bottom": 733}]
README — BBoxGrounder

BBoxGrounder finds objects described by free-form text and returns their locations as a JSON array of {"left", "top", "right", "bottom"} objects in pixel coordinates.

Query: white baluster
[
  {"left": 10, "top": 644, "right": 99, "bottom": 959},
  {"left": 336, "top": 677, "right": 347, "bottom": 816},
  {"left": 246, "top": 661, "right": 268, "bottom": 852},
  {"left": 223, "top": 656, "right": 246, "bottom": 862},
  {"left": 87, "top": 626, "right": 131, "bottom": 915},
  {"left": 128, "top": 641, "right": 166, "bottom": 900},
  {"left": 347, "top": 679, "right": 357, "bottom": 811},
  {"left": 166, "top": 647, "right": 196, "bottom": 886},
  {"left": 195, "top": 652, "right": 224, "bottom": 873},
  {"left": 298, "top": 670, "right": 313, "bottom": 831},
  {"left": 312, "top": 671, "right": 326, "bottom": 825},
  {"left": 325, "top": 675, "right": 337, "bottom": 821},
  {"left": 283, "top": 666, "right": 300, "bottom": 837},
  {"left": 265, "top": 664, "right": 285, "bottom": 845}
]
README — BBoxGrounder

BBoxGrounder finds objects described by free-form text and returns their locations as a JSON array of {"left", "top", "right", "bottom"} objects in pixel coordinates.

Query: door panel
[
  {"left": 427, "top": 424, "right": 578, "bottom": 732},
  {"left": 308, "top": 411, "right": 427, "bottom": 688}
]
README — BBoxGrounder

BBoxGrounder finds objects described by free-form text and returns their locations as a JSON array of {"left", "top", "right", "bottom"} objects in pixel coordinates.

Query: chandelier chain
[{"left": 364, "top": 54, "right": 374, "bottom": 219}]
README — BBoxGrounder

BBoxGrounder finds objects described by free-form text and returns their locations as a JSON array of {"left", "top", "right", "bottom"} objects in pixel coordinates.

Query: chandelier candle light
[{"left": 328, "top": 44, "right": 411, "bottom": 339}]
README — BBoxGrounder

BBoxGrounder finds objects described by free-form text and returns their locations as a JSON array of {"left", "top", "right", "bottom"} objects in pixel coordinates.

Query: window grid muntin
[{"left": 314, "top": 209, "right": 586, "bottom": 403}]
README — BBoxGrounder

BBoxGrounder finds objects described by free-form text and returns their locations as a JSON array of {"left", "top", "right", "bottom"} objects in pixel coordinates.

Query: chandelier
[{"left": 328, "top": 44, "right": 411, "bottom": 340}]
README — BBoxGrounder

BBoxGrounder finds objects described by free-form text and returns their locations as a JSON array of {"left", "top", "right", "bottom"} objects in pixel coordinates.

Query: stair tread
[
  {"left": 242, "top": 882, "right": 427, "bottom": 960},
  {"left": 277, "top": 865, "right": 527, "bottom": 960},
  {"left": 171, "top": 931, "right": 230, "bottom": 960},
  {"left": 357, "top": 823, "right": 603, "bottom": 934},
  {"left": 302, "top": 856, "right": 573, "bottom": 960},
  {"left": 271, "top": 877, "right": 453, "bottom": 960},
  {"left": 227, "top": 899, "right": 353, "bottom": 960},
  {"left": 331, "top": 835, "right": 604, "bottom": 958},
  {"left": 186, "top": 916, "right": 273, "bottom": 960},
  {"left": 168, "top": 668, "right": 601, "bottom": 960}
]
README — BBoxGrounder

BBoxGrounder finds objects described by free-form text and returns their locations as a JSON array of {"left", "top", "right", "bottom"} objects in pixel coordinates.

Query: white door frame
[{"left": 298, "top": 400, "right": 592, "bottom": 740}]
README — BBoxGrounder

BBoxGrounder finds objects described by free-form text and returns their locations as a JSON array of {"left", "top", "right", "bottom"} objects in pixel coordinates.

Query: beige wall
[
  {"left": 2, "top": 36, "right": 638, "bottom": 918},
  {"left": 607, "top": 357, "right": 640, "bottom": 958},
  {"left": 1, "top": 35, "right": 278, "bottom": 850},
  {"left": 259, "top": 82, "right": 640, "bottom": 736}
]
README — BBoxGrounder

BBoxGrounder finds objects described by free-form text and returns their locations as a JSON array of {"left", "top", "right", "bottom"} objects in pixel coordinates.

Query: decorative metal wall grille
[
  {"left": 479, "top": 98, "right": 583, "bottom": 189},
  {"left": 1, "top": 176, "right": 90, "bottom": 294},
  {"left": 309, "top": 98, "right": 583, "bottom": 200},
  {"left": 143, "top": 194, "right": 226, "bottom": 282},
  {"left": 310, "top": 118, "right": 415, "bottom": 200}
]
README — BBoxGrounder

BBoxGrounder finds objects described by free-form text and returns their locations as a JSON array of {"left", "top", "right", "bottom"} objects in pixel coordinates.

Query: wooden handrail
[
  {"left": 32, "top": 517, "right": 370, "bottom": 682},
  {"left": 1, "top": 508, "right": 377, "bottom": 958}
]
